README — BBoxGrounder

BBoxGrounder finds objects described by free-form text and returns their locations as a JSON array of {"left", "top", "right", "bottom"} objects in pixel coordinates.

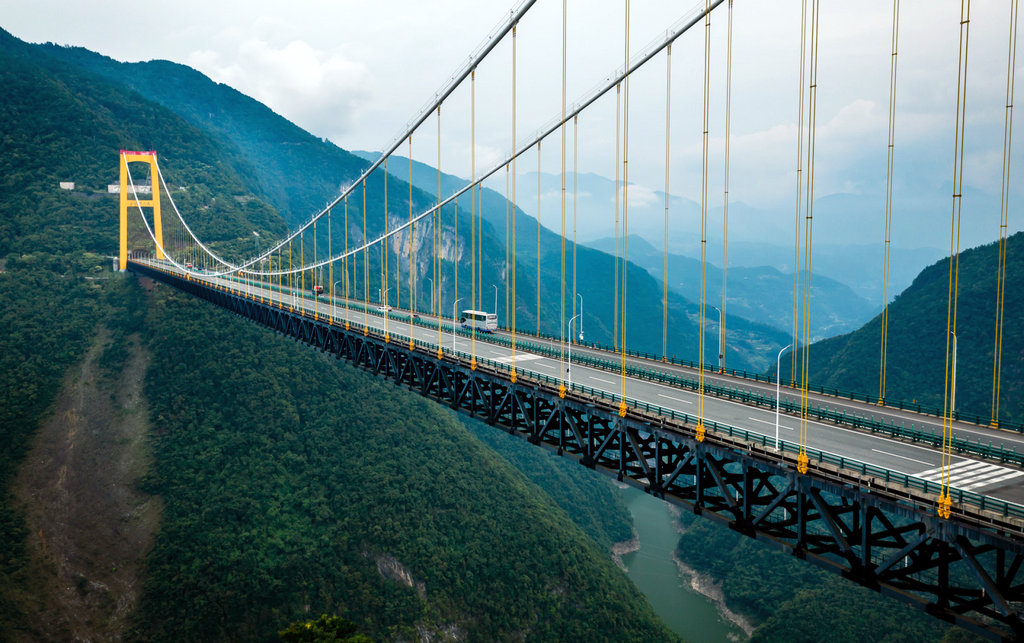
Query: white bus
[{"left": 460, "top": 309, "right": 498, "bottom": 332}]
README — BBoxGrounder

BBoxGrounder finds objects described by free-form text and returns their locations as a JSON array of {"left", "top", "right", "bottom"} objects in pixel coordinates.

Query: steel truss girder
[{"left": 130, "top": 262, "right": 1024, "bottom": 641}]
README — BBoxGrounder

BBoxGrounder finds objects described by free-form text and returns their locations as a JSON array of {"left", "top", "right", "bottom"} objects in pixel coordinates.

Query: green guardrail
[
  {"left": 145, "top": 264, "right": 1024, "bottom": 523},
  {"left": 193, "top": 267, "right": 1024, "bottom": 459},
  {"left": 451, "top": 347, "right": 1024, "bottom": 523}
]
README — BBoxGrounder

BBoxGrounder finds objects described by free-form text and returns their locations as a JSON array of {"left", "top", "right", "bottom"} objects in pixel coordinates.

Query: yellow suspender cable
[
  {"left": 409, "top": 135, "right": 416, "bottom": 349},
  {"left": 573, "top": 115, "right": 578, "bottom": 343},
  {"left": 615, "top": 83, "right": 621, "bottom": 353},
  {"left": 663, "top": 43, "right": 672, "bottom": 363},
  {"left": 313, "top": 219, "right": 318, "bottom": 318},
  {"left": 511, "top": 25, "right": 518, "bottom": 381},
  {"left": 721, "top": 0, "right": 733, "bottom": 374},
  {"left": 345, "top": 196, "right": 350, "bottom": 329},
  {"left": 696, "top": 0, "right": 711, "bottom": 439},
  {"left": 506, "top": 164, "right": 510, "bottom": 329},
  {"left": 791, "top": 0, "right": 809, "bottom": 387},
  {"left": 560, "top": 0, "right": 567, "bottom": 398},
  {"left": 620, "top": 0, "right": 630, "bottom": 418},
  {"left": 289, "top": 239, "right": 293, "bottom": 311},
  {"left": 437, "top": 107, "right": 443, "bottom": 358},
  {"left": 300, "top": 228, "right": 305, "bottom": 295},
  {"left": 879, "top": 0, "right": 900, "bottom": 405},
  {"left": 385, "top": 157, "right": 390, "bottom": 341},
  {"left": 471, "top": 69, "right": 478, "bottom": 369},
  {"left": 363, "top": 178, "right": 368, "bottom": 335},
  {"left": 537, "top": 141, "right": 541, "bottom": 337},
  {"left": 798, "top": 0, "right": 821, "bottom": 476},
  {"left": 991, "top": 0, "right": 1017, "bottom": 428},
  {"left": 940, "top": 0, "right": 971, "bottom": 520},
  {"left": 328, "top": 208, "right": 332, "bottom": 322}
]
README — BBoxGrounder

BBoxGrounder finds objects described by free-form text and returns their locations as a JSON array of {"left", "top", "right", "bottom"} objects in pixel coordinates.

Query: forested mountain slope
[
  {"left": 779, "top": 232, "right": 1023, "bottom": 424},
  {"left": 0, "top": 27, "right": 676, "bottom": 641},
  {"left": 40, "top": 42, "right": 789, "bottom": 371}
]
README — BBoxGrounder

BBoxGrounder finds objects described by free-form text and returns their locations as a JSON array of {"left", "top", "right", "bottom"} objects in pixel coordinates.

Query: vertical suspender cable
[
  {"left": 363, "top": 179, "right": 368, "bottom": 333},
  {"left": 798, "top": 0, "right": 821, "bottom": 475},
  {"left": 992, "top": 0, "right": 1017, "bottom": 428},
  {"left": 696, "top": 0, "right": 711, "bottom": 439},
  {"left": 384, "top": 157, "right": 390, "bottom": 339},
  {"left": 940, "top": 0, "right": 971, "bottom": 519},
  {"left": 436, "top": 106, "right": 444, "bottom": 357},
  {"left": 471, "top": 69, "right": 478, "bottom": 368},
  {"left": 573, "top": 115, "right": 578, "bottom": 343},
  {"left": 409, "top": 135, "right": 416, "bottom": 347},
  {"left": 328, "top": 208, "right": 332, "bottom": 321},
  {"left": 506, "top": 165, "right": 510, "bottom": 329},
  {"left": 879, "top": 0, "right": 901, "bottom": 405},
  {"left": 560, "top": 0, "right": 568, "bottom": 396},
  {"left": 620, "top": 0, "right": 631, "bottom": 418},
  {"left": 791, "top": 0, "right": 809, "bottom": 386},
  {"left": 615, "top": 83, "right": 622, "bottom": 352},
  {"left": 537, "top": 141, "right": 542, "bottom": 337},
  {"left": 663, "top": 43, "right": 672, "bottom": 363},
  {"left": 511, "top": 25, "right": 518, "bottom": 380},
  {"left": 721, "top": 0, "right": 733, "bottom": 374},
  {"left": 345, "top": 196, "right": 350, "bottom": 328}
]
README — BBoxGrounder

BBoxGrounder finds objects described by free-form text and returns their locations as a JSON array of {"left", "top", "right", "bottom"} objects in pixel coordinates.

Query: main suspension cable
[
  {"left": 940, "top": 0, "right": 972, "bottom": 520},
  {"left": 991, "top": 0, "right": 1018, "bottom": 428},
  {"left": 797, "top": 0, "right": 821, "bottom": 476},
  {"left": 879, "top": 0, "right": 901, "bottom": 406}
]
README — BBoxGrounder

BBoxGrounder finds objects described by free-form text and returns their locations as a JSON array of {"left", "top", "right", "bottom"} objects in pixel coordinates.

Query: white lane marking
[
  {"left": 916, "top": 460, "right": 989, "bottom": 478},
  {"left": 962, "top": 471, "right": 1024, "bottom": 491},
  {"left": 747, "top": 416, "right": 795, "bottom": 431},
  {"left": 590, "top": 376, "right": 618, "bottom": 385},
  {"left": 657, "top": 393, "right": 693, "bottom": 405},
  {"left": 491, "top": 354, "right": 544, "bottom": 364},
  {"left": 870, "top": 449, "right": 934, "bottom": 467}
]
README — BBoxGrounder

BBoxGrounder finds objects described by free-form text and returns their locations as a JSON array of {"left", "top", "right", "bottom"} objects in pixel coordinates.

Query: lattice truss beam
[{"left": 131, "top": 261, "right": 1024, "bottom": 641}]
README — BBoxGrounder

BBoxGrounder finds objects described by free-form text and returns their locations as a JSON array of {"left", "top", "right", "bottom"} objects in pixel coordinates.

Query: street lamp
[
  {"left": 492, "top": 284, "right": 498, "bottom": 317},
  {"left": 379, "top": 286, "right": 393, "bottom": 336},
  {"left": 426, "top": 277, "right": 434, "bottom": 316},
  {"left": 452, "top": 297, "right": 463, "bottom": 352},
  {"left": 775, "top": 343, "right": 792, "bottom": 452},
  {"left": 576, "top": 293, "right": 584, "bottom": 343},
  {"left": 332, "top": 278, "right": 345, "bottom": 322},
  {"left": 711, "top": 305, "right": 724, "bottom": 373},
  {"left": 567, "top": 313, "right": 582, "bottom": 389}
]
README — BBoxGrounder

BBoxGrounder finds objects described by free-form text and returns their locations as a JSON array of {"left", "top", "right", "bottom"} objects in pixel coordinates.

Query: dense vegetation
[
  {"left": 39, "top": 43, "right": 790, "bottom": 371},
  {"left": 1, "top": 28, "right": 679, "bottom": 641},
  {"left": 674, "top": 512, "right": 976, "bottom": 642},
  {"left": 779, "top": 233, "right": 1024, "bottom": 424},
  {"left": 132, "top": 284, "right": 674, "bottom": 641}
]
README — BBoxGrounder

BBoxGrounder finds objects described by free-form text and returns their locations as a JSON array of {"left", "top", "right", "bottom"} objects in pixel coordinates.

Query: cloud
[
  {"left": 187, "top": 37, "right": 373, "bottom": 142},
  {"left": 613, "top": 183, "right": 660, "bottom": 209}
]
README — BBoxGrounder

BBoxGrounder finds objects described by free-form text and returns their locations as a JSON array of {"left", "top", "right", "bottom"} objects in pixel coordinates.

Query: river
[{"left": 618, "top": 486, "right": 747, "bottom": 642}]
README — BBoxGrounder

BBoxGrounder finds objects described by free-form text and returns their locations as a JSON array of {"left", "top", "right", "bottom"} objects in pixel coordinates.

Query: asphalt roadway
[{"left": 149, "top": 261, "right": 1024, "bottom": 507}]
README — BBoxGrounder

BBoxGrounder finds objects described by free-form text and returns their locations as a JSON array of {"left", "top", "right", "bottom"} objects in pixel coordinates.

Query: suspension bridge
[{"left": 117, "top": 0, "right": 1024, "bottom": 638}]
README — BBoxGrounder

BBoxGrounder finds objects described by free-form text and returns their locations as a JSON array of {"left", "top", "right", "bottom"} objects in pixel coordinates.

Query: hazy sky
[{"left": 2, "top": 0, "right": 1020, "bottom": 246}]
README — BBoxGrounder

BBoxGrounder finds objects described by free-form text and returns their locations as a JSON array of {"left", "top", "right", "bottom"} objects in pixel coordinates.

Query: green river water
[{"left": 619, "top": 486, "right": 746, "bottom": 642}]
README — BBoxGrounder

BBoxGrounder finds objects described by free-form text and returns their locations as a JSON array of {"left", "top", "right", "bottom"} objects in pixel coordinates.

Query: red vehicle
[
  {"left": 185, "top": 263, "right": 193, "bottom": 270},
  {"left": 312, "top": 285, "right": 324, "bottom": 296}
]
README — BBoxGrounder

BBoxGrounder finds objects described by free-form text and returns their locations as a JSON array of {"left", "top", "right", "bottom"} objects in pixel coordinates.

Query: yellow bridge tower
[{"left": 119, "top": 150, "right": 164, "bottom": 270}]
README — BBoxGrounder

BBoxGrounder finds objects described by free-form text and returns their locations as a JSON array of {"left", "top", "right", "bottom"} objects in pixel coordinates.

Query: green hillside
[
  {"left": 39, "top": 45, "right": 789, "bottom": 371},
  {"left": 779, "top": 232, "right": 1023, "bottom": 425},
  {"left": 0, "top": 28, "right": 677, "bottom": 641}
]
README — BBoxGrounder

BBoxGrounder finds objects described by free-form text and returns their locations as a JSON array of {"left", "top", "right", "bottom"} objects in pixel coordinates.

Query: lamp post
[
  {"left": 379, "top": 286, "right": 393, "bottom": 336},
  {"left": 567, "top": 313, "right": 582, "bottom": 389},
  {"left": 452, "top": 297, "right": 463, "bottom": 352},
  {"left": 711, "top": 305, "right": 724, "bottom": 373},
  {"left": 492, "top": 283, "right": 498, "bottom": 317},
  {"left": 426, "top": 277, "right": 434, "bottom": 316},
  {"left": 576, "top": 293, "right": 584, "bottom": 343},
  {"left": 332, "top": 278, "right": 345, "bottom": 322},
  {"left": 775, "top": 343, "right": 792, "bottom": 452}
]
